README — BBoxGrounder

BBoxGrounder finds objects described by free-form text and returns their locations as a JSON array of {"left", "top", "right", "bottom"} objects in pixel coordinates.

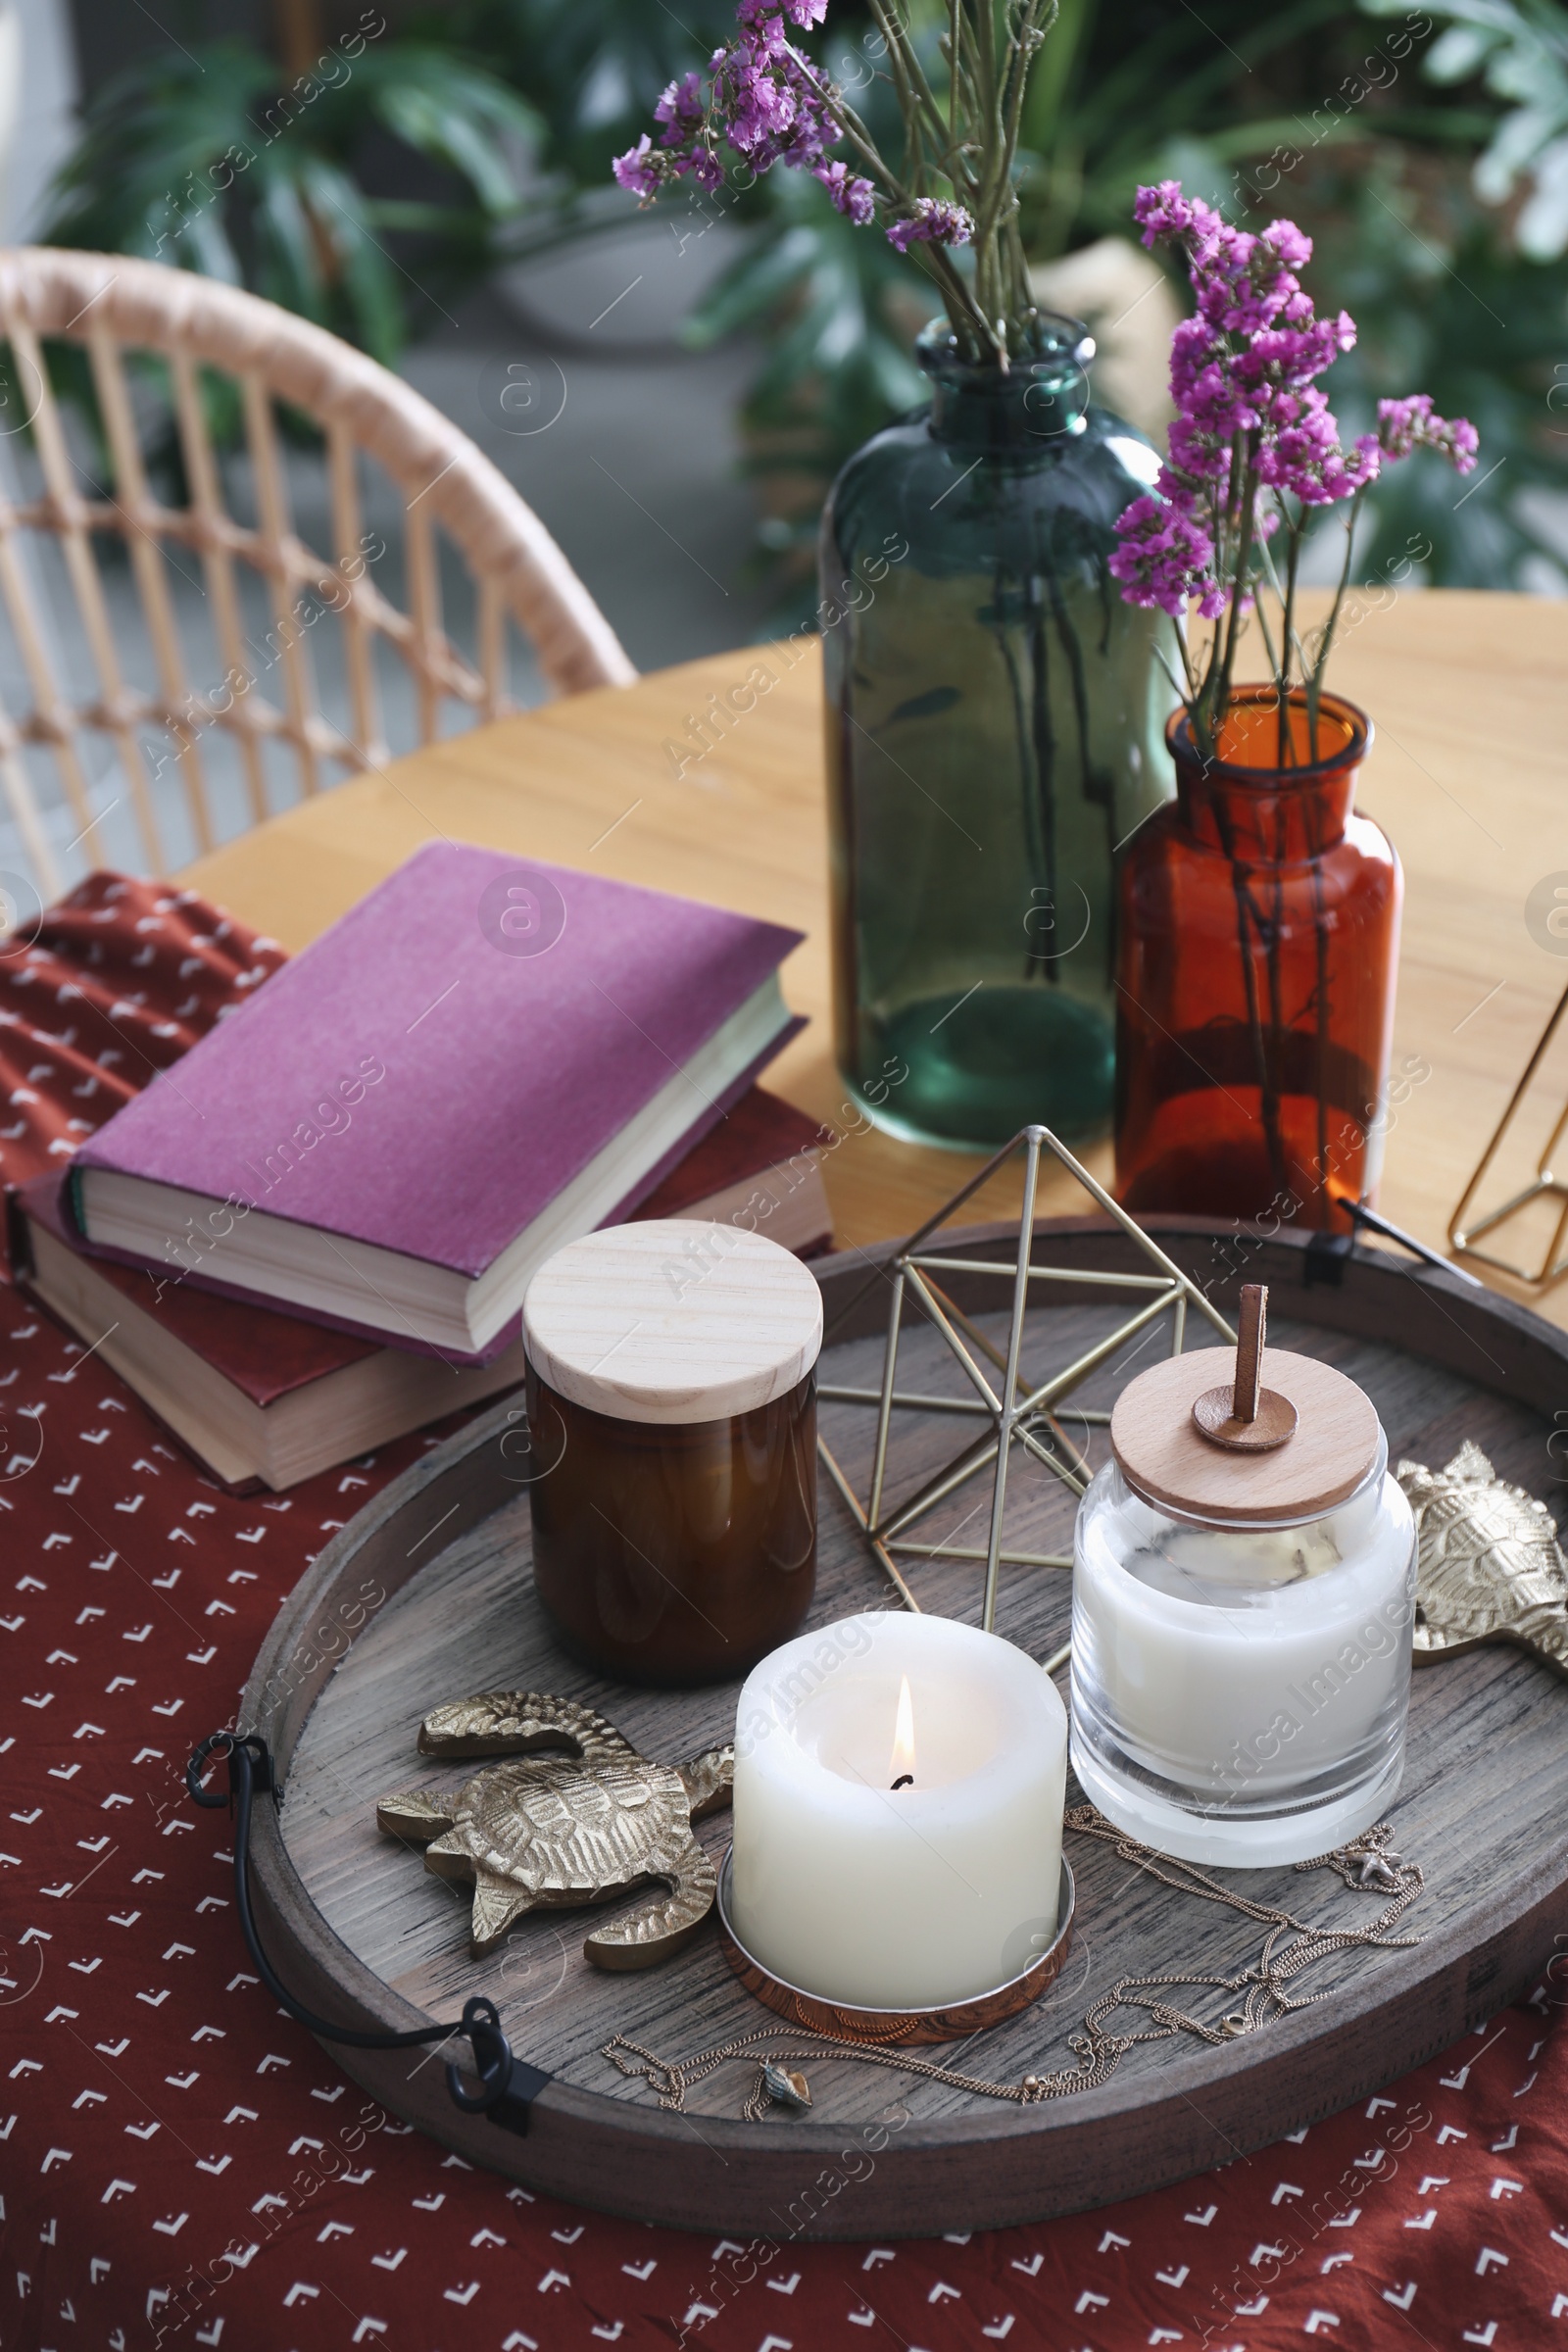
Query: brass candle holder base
[{"left": 714, "top": 1848, "right": 1075, "bottom": 2045}]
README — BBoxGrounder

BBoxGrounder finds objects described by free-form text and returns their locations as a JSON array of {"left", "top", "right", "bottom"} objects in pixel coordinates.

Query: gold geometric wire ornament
[
  {"left": 1448, "top": 977, "right": 1568, "bottom": 1288},
  {"left": 815, "top": 1124, "right": 1236, "bottom": 1640}
]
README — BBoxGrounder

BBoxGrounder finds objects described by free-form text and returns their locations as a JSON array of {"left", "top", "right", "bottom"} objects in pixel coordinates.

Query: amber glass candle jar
[
  {"left": 1114, "top": 688, "right": 1401, "bottom": 1230},
  {"left": 521, "top": 1220, "right": 822, "bottom": 1686}
]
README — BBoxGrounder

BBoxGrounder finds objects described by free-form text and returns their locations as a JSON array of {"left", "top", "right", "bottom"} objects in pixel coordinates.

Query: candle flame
[{"left": 889, "top": 1674, "right": 916, "bottom": 1788}]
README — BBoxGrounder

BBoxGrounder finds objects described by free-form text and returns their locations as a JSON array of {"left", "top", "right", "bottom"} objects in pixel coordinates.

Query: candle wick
[{"left": 891, "top": 1774, "right": 913, "bottom": 1791}]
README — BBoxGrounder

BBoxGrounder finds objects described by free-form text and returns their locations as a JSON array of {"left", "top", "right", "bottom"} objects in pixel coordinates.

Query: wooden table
[{"left": 182, "top": 587, "right": 1568, "bottom": 1322}]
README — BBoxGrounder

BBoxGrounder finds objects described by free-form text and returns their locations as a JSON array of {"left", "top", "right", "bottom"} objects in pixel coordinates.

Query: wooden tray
[{"left": 243, "top": 1219, "right": 1568, "bottom": 2237}]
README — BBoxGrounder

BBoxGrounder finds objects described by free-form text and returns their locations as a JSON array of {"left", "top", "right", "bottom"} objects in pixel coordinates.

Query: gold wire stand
[
  {"left": 1449, "top": 978, "right": 1568, "bottom": 1288},
  {"left": 815, "top": 1123, "right": 1235, "bottom": 1646}
]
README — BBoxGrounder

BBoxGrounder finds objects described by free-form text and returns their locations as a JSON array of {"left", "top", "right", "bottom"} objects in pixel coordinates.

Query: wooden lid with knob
[
  {"left": 1109, "top": 1285, "right": 1381, "bottom": 1524},
  {"left": 522, "top": 1219, "right": 823, "bottom": 1427}
]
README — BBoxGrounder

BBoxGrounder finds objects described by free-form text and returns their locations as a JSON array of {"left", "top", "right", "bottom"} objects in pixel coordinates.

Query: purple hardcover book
[{"left": 70, "top": 842, "right": 804, "bottom": 1360}]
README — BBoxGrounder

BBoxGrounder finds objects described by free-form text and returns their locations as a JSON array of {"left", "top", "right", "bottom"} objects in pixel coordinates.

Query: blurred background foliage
[
  {"left": 34, "top": 0, "right": 1568, "bottom": 612},
  {"left": 42, "top": 31, "right": 539, "bottom": 364},
  {"left": 1363, "top": 0, "right": 1568, "bottom": 257}
]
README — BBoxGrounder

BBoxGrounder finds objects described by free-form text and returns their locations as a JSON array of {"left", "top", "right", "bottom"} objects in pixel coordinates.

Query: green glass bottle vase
[{"left": 820, "top": 316, "right": 1174, "bottom": 1149}]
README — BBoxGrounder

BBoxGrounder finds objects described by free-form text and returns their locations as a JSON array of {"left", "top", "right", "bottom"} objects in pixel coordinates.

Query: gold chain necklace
[{"left": 602, "top": 1807, "right": 1424, "bottom": 2121}]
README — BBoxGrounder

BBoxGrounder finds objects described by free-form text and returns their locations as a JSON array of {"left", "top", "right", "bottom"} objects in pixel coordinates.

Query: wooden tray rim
[{"left": 237, "top": 1219, "right": 1568, "bottom": 2213}]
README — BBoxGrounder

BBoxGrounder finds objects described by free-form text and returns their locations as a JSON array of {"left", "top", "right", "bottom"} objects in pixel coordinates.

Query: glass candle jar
[
  {"left": 521, "top": 1220, "right": 822, "bottom": 1687},
  {"left": 1070, "top": 1313, "right": 1416, "bottom": 1865}
]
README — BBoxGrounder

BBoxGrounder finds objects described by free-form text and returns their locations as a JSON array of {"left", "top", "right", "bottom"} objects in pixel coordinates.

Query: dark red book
[
  {"left": 10, "top": 1172, "right": 527, "bottom": 1492},
  {"left": 10, "top": 1090, "right": 830, "bottom": 1492},
  {"left": 632, "top": 1085, "right": 830, "bottom": 1252}
]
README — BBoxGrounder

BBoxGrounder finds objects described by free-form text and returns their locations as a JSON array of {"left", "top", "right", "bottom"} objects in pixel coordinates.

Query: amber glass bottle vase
[{"left": 1114, "top": 689, "right": 1400, "bottom": 1230}]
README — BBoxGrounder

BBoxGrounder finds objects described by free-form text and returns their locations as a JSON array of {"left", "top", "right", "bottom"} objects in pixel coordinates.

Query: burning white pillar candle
[{"left": 731, "top": 1611, "right": 1067, "bottom": 2008}]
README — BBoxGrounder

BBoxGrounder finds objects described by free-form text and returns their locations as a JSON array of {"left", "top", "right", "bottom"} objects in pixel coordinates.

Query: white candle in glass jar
[
  {"left": 1070, "top": 1336, "right": 1417, "bottom": 1867},
  {"left": 731, "top": 1612, "right": 1067, "bottom": 2008}
]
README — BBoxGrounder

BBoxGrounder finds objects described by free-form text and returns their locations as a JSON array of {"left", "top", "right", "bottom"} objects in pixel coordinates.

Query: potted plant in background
[
  {"left": 614, "top": 0, "right": 1176, "bottom": 1149},
  {"left": 39, "top": 0, "right": 1568, "bottom": 612},
  {"left": 1109, "top": 181, "right": 1477, "bottom": 1230},
  {"left": 37, "top": 0, "right": 537, "bottom": 377}
]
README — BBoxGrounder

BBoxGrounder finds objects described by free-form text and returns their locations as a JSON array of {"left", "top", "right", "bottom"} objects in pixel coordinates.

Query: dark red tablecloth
[{"left": 2, "top": 874, "right": 1564, "bottom": 2352}]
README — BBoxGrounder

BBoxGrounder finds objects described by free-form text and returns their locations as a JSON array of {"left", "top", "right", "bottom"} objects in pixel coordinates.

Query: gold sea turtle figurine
[
  {"left": 375, "top": 1690, "right": 732, "bottom": 1969},
  {"left": 1396, "top": 1442, "right": 1568, "bottom": 1679}
]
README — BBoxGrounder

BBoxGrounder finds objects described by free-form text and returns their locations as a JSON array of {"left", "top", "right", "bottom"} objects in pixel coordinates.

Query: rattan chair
[{"left": 0, "top": 246, "right": 636, "bottom": 892}]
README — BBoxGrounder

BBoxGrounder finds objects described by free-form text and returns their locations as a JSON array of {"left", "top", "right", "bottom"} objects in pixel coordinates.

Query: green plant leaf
[
  {"left": 425, "top": 0, "right": 737, "bottom": 180},
  {"left": 37, "top": 28, "right": 535, "bottom": 378},
  {"left": 354, "top": 49, "right": 541, "bottom": 217}
]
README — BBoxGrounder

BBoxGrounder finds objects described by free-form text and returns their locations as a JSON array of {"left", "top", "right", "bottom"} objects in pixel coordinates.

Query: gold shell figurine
[
  {"left": 375, "top": 1690, "right": 733, "bottom": 1968},
  {"left": 1396, "top": 1442, "right": 1568, "bottom": 1679}
]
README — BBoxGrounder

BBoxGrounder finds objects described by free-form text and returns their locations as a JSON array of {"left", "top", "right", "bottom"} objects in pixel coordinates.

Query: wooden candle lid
[
  {"left": 1110, "top": 1287, "right": 1380, "bottom": 1524},
  {"left": 521, "top": 1220, "right": 823, "bottom": 1426}
]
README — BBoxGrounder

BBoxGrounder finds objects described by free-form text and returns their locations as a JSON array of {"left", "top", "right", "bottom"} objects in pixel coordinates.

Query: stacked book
[{"left": 12, "top": 843, "right": 830, "bottom": 1491}]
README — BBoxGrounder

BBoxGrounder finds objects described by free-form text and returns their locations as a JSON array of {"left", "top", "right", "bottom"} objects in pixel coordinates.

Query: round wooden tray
[{"left": 242, "top": 1218, "right": 1568, "bottom": 2237}]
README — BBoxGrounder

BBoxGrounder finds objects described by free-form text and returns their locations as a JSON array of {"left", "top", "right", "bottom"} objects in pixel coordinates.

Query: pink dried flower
[
  {"left": 815, "top": 160, "right": 875, "bottom": 225},
  {"left": 1117, "top": 179, "right": 1479, "bottom": 748},
  {"left": 1376, "top": 394, "right": 1480, "bottom": 473},
  {"left": 612, "top": 135, "right": 662, "bottom": 201},
  {"left": 1133, "top": 181, "right": 1223, "bottom": 250},
  {"left": 1256, "top": 398, "right": 1381, "bottom": 506},
  {"left": 655, "top": 73, "right": 707, "bottom": 143},
  {"left": 614, "top": 0, "right": 844, "bottom": 203},
  {"left": 887, "top": 198, "right": 974, "bottom": 253},
  {"left": 611, "top": 0, "right": 993, "bottom": 323},
  {"left": 1110, "top": 489, "right": 1227, "bottom": 620}
]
